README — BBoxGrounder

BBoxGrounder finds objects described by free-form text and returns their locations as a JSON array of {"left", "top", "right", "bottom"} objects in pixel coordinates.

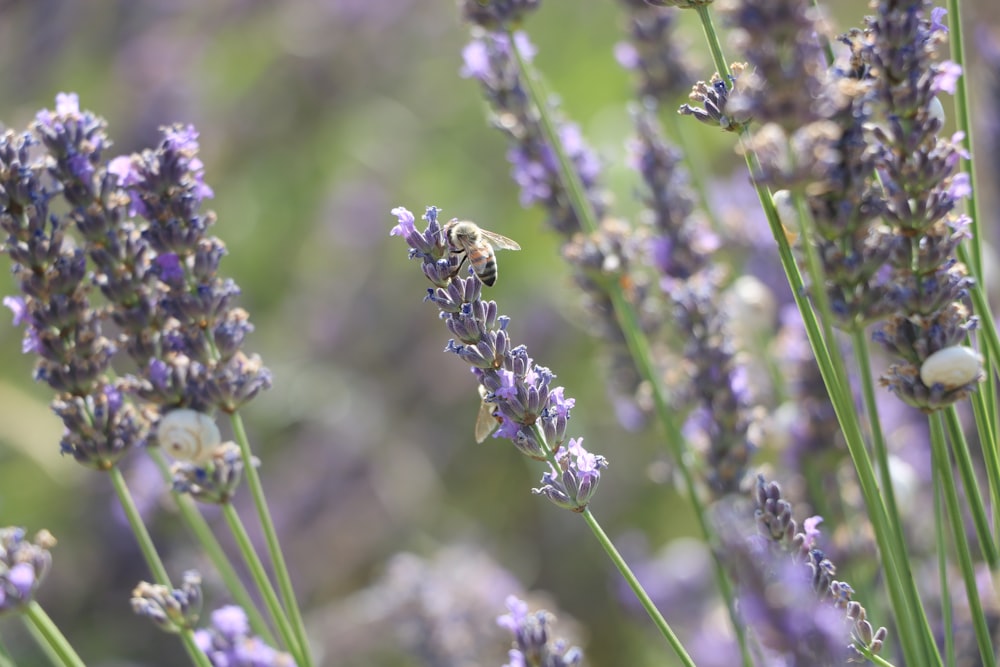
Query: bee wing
[
  {"left": 480, "top": 230, "right": 521, "bottom": 251},
  {"left": 475, "top": 398, "right": 499, "bottom": 443}
]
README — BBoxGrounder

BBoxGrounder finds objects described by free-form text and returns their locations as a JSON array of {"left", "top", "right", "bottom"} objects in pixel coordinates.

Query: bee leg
[{"left": 449, "top": 250, "right": 468, "bottom": 279}]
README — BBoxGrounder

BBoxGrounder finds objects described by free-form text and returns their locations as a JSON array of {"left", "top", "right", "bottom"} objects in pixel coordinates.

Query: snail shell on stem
[
  {"left": 157, "top": 409, "right": 222, "bottom": 463},
  {"left": 919, "top": 345, "right": 983, "bottom": 390}
]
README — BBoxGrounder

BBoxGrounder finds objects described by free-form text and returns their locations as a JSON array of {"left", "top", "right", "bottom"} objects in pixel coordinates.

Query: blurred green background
[{"left": 0, "top": 0, "right": 998, "bottom": 665}]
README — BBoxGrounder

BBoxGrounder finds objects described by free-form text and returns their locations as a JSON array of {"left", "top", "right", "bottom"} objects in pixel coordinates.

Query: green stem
[
  {"left": 509, "top": 29, "right": 754, "bottom": 666},
  {"left": 106, "top": 467, "right": 215, "bottom": 667},
  {"left": 580, "top": 509, "right": 696, "bottom": 667},
  {"left": 107, "top": 466, "right": 171, "bottom": 586},
  {"left": 22, "top": 602, "right": 85, "bottom": 667},
  {"left": 945, "top": 0, "right": 982, "bottom": 280},
  {"left": 694, "top": 6, "right": 730, "bottom": 80},
  {"left": 930, "top": 412, "right": 996, "bottom": 666},
  {"left": 221, "top": 502, "right": 303, "bottom": 665},
  {"left": 227, "top": 413, "right": 312, "bottom": 667},
  {"left": 0, "top": 641, "right": 15, "bottom": 667},
  {"left": 934, "top": 471, "right": 956, "bottom": 667},
  {"left": 944, "top": 406, "right": 999, "bottom": 567},
  {"left": 147, "top": 449, "right": 276, "bottom": 646},
  {"left": 178, "top": 629, "right": 214, "bottom": 667}
]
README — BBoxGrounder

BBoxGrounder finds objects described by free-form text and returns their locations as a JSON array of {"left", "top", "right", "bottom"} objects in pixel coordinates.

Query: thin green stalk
[
  {"left": 227, "top": 413, "right": 312, "bottom": 667},
  {"left": 0, "top": 640, "right": 15, "bottom": 667},
  {"left": 581, "top": 509, "right": 696, "bottom": 667},
  {"left": 177, "top": 629, "right": 214, "bottom": 667},
  {"left": 22, "top": 602, "right": 85, "bottom": 667},
  {"left": 509, "top": 30, "right": 754, "bottom": 667},
  {"left": 944, "top": 406, "right": 999, "bottom": 567},
  {"left": 945, "top": 0, "right": 982, "bottom": 279},
  {"left": 930, "top": 412, "right": 996, "bottom": 667},
  {"left": 107, "top": 466, "right": 171, "bottom": 586},
  {"left": 107, "top": 467, "right": 214, "bottom": 667},
  {"left": 849, "top": 330, "right": 937, "bottom": 655},
  {"left": 934, "top": 471, "right": 956, "bottom": 667},
  {"left": 221, "top": 502, "right": 303, "bottom": 665},
  {"left": 965, "top": 371, "right": 1000, "bottom": 543},
  {"left": 694, "top": 6, "right": 730, "bottom": 81},
  {"left": 146, "top": 449, "right": 276, "bottom": 645}
]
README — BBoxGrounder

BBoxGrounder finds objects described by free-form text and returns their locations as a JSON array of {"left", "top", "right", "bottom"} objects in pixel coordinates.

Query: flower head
[
  {"left": 0, "top": 528, "right": 55, "bottom": 615},
  {"left": 194, "top": 605, "right": 295, "bottom": 666},
  {"left": 131, "top": 570, "right": 203, "bottom": 633},
  {"left": 497, "top": 596, "right": 584, "bottom": 667}
]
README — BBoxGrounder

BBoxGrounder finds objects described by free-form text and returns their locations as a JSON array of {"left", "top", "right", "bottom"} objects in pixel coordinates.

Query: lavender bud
[
  {"left": 171, "top": 442, "right": 250, "bottom": 504},
  {"left": 0, "top": 528, "right": 55, "bottom": 615},
  {"left": 131, "top": 570, "right": 203, "bottom": 633},
  {"left": 497, "top": 596, "right": 583, "bottom": 667},
  {"left": 532, "top": 438, "right": 608, "bottom": 512}
]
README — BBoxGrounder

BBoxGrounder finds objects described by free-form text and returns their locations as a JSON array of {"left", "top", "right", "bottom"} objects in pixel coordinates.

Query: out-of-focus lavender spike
[
  {"left": 862, "top": 2, "right": 982, "bottom": 409},
  {"left": 614, "top": 0, "right": 694, "bottom": 104},
  {"left": 0, "top": 527, "right": 56, "bottom": 615},
  {"left": 629, "top": 104, "right": 759, "bottom": 499},
  {"left": 194, "top": 605, "right": 296, "bottom": 666},
  {"left": 744, "top": 475, "right": 887, "bottom": 659},
  {"left": 311, "top": 546, "right": 529, "bottom": 664},
  {"left": 721, "top": 0, "right": 829, "bottom": 133},
  {"left": 498, "top": 596, "right": 584, "bottom": 667}
]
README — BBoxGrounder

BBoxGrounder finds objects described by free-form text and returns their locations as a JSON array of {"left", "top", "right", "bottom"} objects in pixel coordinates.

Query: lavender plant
[
  {"left": 0, "top": 94, "right": 306, "bottom": 667},
  {"left": 2, "top": 0, "right": 1000, "bottom": 665}
]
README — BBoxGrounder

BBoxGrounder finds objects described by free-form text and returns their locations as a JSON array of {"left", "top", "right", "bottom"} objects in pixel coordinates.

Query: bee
[
  {"left": 443, "top": 219, "right": 521, "bottom": 287},
  {"left": 475, "top": 385, "right": 503, "bottom": 443}
]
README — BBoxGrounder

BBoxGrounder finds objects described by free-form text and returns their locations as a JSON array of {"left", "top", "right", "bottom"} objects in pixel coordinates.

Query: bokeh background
[{"left": 0, "top": 0, "right": 998, "bottom": 665}]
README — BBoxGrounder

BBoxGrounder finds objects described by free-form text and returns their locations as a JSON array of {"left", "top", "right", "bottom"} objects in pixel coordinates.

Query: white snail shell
[
  {"left": 157, "top": 409, "right": 222, "bottom": 463},
  {"left": 919, "top": 346, "right": 983, "bottom": 389}
]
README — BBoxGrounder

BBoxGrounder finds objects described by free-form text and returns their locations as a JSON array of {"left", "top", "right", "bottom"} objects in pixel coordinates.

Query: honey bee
[
  {"left": 475, "top": 385, "right": 503, "bottom": 443},
  {"left": 443, "top": 219, "right": 521, "bottom": 287}
]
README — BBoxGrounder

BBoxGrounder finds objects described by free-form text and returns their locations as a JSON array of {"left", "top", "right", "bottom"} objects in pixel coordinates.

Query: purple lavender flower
[
  {"left": 747, "top": 475, "right": 887, "bottom": 659},
  {"left": 0, "top": 96, "right": 143, "bottom": 469},
  {"left": 532, "top": 437, "right": 609, "bottom": 512},
  {"left": 0, "top": 528, "right": 55, "bottom": 615},
  {"left": 460, "top": 0, "right": 540, "bottom": 29},
  {"left": 497, "top": 596, "right": 584, "bottom": 667},
  {"left": 195, "top": 605, "right": 295, "bottom": 667},
  {"left": 459, "top": 21, "right": 654, "bottom": 430},
  {"left": 614, "top": 0, "right": 694, "bottom": 103},
  {"left": 863, "top": 0, "right": 981, "bottom": 409},
  {"left": 678, "top": 65, "right": 753, "bottom": 133},
  {"left": 393, "top": 205, "right": 607, "bottom": 510},
  {"left": 629, "top": 103, "right": 759, "bottom": 498},
  {"left": 171, "top": 442, "right": 252, "bottom": 504},
  {"left": 131, "top": 570, "right": 203, "bottom": 633}
]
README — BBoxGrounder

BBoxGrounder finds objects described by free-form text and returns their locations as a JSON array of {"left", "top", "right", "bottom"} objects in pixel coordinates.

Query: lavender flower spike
[
  {"left": 497, "top": 595, "right": 584, "bottom": 667},
  {"left": 0, "top": 527, "right": 56, "bottom": 615},
  {"left": 131, "top": 570, "right": 203, "bottom": 633},
  {"left": 392, "top": 206, "right": 607, "bottom": 510},
  {"left": 533, "top": 437, "right": 609, "bottom": 513},
  {"left": 195, "top": 605, "right": 296, "bottom": 667}
]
